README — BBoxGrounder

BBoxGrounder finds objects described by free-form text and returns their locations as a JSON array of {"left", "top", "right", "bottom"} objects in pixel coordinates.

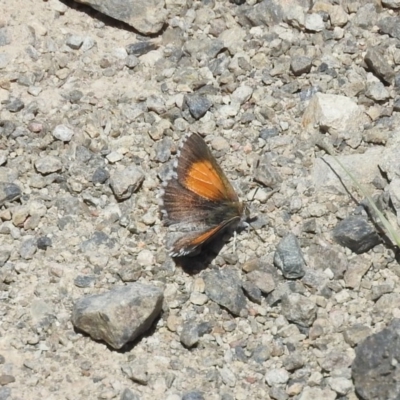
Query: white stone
[
  {"left": 52, "top": 124, "right": 74, "bottom": 141},
  {"left": 305, "top": 14, "right": 324, "bottom": 32}
]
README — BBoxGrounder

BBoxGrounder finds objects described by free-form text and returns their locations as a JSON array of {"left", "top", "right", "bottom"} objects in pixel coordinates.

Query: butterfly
[{"left": 159, "top": 132, "right": 249, "bottom": 257}]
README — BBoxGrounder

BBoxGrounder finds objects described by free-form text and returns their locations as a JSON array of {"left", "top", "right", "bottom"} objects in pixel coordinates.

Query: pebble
[
  {"left": 203, "top": 269, "right": 247, "bottom": 316},
  {"left": 304, "top": 13, "right": 324, "bottom": 31},
  {"left": 274, "top": 233, "right": 306, "bottom": 279},
  {"left": 66, "top": 35, "right": 84, "bottom": 49},
  {"left": 332, "top": 216, "right": 381, "bottom": 254},
  {"left": 35, "top": 156, "right": 62, "bottom": 174},
  {"left": 183, "top": 94, "right": 212, "bottom": 120},
  {"left": 52, "top": 124, "right": 74, "bottom": 141},
  {"left": 109, "top": 166, "right": 144, "bottom": 200},
  {"left": 72, "top": 283, "right": 163, "bottom": 349},
  {"left": 280, "top": 293, "right": 317, "bottom": 327}
]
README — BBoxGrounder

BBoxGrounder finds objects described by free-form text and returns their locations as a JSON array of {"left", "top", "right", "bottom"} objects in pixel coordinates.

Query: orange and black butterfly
[{"left": 160, "top": 132, "right": 249, "bottom": 257}]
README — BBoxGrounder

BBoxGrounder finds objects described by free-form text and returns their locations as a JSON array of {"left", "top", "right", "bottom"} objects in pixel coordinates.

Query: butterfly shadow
[{"left": 172, "top": 222, "right": 255, "bottom": 275}]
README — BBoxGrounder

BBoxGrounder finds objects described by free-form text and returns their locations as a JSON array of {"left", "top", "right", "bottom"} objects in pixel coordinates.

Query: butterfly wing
[
  {"left": 175, "top": 133, "right": 239, "bottom": 204},
  {"left": 167, "top": 217, "right": 241, "bottom": 257},
  {"left": 160, "top": 133, "right": 244, "bottom": 256}
]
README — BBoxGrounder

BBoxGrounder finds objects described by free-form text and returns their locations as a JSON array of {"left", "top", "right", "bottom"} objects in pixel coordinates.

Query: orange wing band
[{"left": 184, "top": 160, "right": 227, "bottom": 201}]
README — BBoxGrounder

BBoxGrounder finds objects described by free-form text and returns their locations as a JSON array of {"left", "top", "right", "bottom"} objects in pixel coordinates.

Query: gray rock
[
  {"left": 364, "top": 48, "right": 395, "bottom": 85},
  {"left": 92, "top": 167, "right": 110, "bottom": 184},
  {"left": 81, "top": 36, "right": 96, "bottom": 52},
  {"left": 236, "top": 0, "right": 283, "bottom": 27},
  {"left": 19, "top": 237, "right": 37, "bottom": 260},
  {"left": 332, "top": 216, "right": 381, "bottom": 254},
  {"left": 304, "top": 13, "right": 324, "bottom": 31},
  {"left": 0, "top": 387, "right": 11, "bottom": 400},
  {"left": 72, "top": 283, "right": 163, "bottom": 349},
  {"left": 344, "top": 259, "right": 371, "bottom": 289},
  {"left": 253, "top": 154, "right": 282, "bottom": 188},
  {"left": 274, "top": 233, "right": 305, "bottom": 279},
  {"left": 125, "top": 55, "right": 139, "bottom": 68},
  {"left": 301, "top": 268, "right": 329, "bottom": 294},
  {"left": 280, "top": 293, "right": 317, "bottom": 327},
  {"left": 80, "top": 231, "right": 117, "bottom": 253},
  {"left": 66, "top": 35, "right": 83, "bottom": 49},
  {"left": 180, "top": 321, "right": 212, "bottom": 348},
  {"left": 182, "top": 391, "right": 205, "bottom": 400},
  {"left": 0, "top": 182, "right": 21, "bottom": 206},
  {"left": 265, "top": 368, "right": 289, "bottom": 385},
  {"left": 5, "top": 97, "right": 24, "bottom": 112},
  {"left": 126, "top": 42, "right": 158, "bottom": 56},
  {"left": 74, "top": 0, "right": 167, "bottom": 34},
  {"left": 343, "top": 324, "right": 373, "bottom": 347},
  {"left": 203, "top": 269, "right": 247, "bottom": 316},
  {"left": 247, "top": 269, "right": 276, "bottom": 294},
  {"left": 74, "top": 275, "right": 96, "bottom": 288},
  {"left": 382, "top": 0, "right": 400, "bottom": 8},
  {"left": 52, "top": 124, "right": 74, "bottom": 141},
  {"left": 154, "top": 137, "right": 172, "bottom": 163},
  {"left": 37, "top": 236, "right": 52, "bottom": 250},
  {"left": 109, "top": 166, "right": 144, "bottom": 200},
  {"left": 365, "top": 81, "right": 390, "bottom": 102},
  {"left": 291, "top": 56, "right": 312, "bottom": 76},
  {"left": 269, "top": 387, "right": 288, "bottom": 400},
  {"left": 303, "top": 93, "right": 365, "bottom": 147},
  {"left": 313, "top": 148, "right": 383, "bottom": 194},
  {"left": 184, "top": 37, "right": 224, "bottom": 61},
  {"left": 242, "top": 281, "right": 262, "bottom": 304},
  {"left": 252, "top": 345, "right": 270, "bottom": 363},
  {"left": 183, "top": 94, "right": 212, "bottom": 120},
  {"left": 68, "top": 90, "right": 83, "bottom": 103},
  {"left": 146, "top": 95, "right": 166, "bottom": 114},
  {"left": 283, "top": 352, "right": 304, "bottom": 371},
  {"left": 378, "top": 16, "right": 400, "bottom": 40},
  {"left": 120, "top": 388, "right": 141, "bottom": 400},
  {"left": 352, "top": 4, "right": 379, "bottom": 29},
  {"left": 352, "top": 319, "right": 400, "bottom": 400},
  {"left": 121, "top": 361, "right": 149, "bottom": 385},
  {"left": 319, "top": 349, "right": 353, "bottom": 372},
  {"left": 35, "top": 156, "right": 62, "bottom": 175}
]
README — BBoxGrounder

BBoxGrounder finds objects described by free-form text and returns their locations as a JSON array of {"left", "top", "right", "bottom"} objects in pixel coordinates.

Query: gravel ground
[{"left": 1, "top": 0, "right": 400, "bottom": 399}]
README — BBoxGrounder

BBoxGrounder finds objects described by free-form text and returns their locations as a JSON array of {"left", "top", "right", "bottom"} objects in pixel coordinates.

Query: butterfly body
[{"left": 160, "top": 133, "right": 247, "bottom": 257}]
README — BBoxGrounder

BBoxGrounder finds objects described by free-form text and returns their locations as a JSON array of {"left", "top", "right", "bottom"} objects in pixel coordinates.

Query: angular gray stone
[
  {"left": 280, "top": 293, "right": 317, "bottom": 327},
  {"left": 352, "top": 319, "right": 400, "bottom": 400},
  {"left": 180, "top": 321, "right": 212, "bottom": 348},
  {"left": 378, "top": 16, "right": 400, "bottom": 40},
  {"left": 364, "top": 48, "right": 395, "bottom": 85},
  {"left": 74, "top": 0, "right": 167, "bottom": 35},
  {"left": 332, "top": 216, "right": 381, "bottom": 254},
  {"left": 109, "top": 166, "right": 144, "bottom": 201},
  {"left": 66, "top": 35, "right": 83, "bottom": 49},
  {"left": 343, "top": 324, "right": 373, "bottom": 347},
  {"left": 183, "top": 94, "right": 212, "bottom": 120},
  {"left": 203, "top": 269, "right": 246, "bottom": 316},
  {"left": 0, "top": 182, "right": 21, "bottom": 206},
  {"left": 126, "top": 41, "right": 158, "bottom": 56},
  {"left": 72, "top": 283, "right": 163, "bottom": 349},
  {"left": 247, "top": 269, "right": 276, "bottom": 294},
  {"left": 52, "top": 124, "right": 74, "bottom": 141},
  {"left": 253, "top": 154, "right": 282, "bottom": 189},
  {"left": 236, "top": 0, "right": 283, "bottom": 27},
  {"left": 35, "top": 156, "right": 62, "bottom": 175},
  {"left": 291, "top": 56, "right": 312, "bottom": 76},
  {"left": 274, "top": 233, "right": 306, "bottom": 279}
]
